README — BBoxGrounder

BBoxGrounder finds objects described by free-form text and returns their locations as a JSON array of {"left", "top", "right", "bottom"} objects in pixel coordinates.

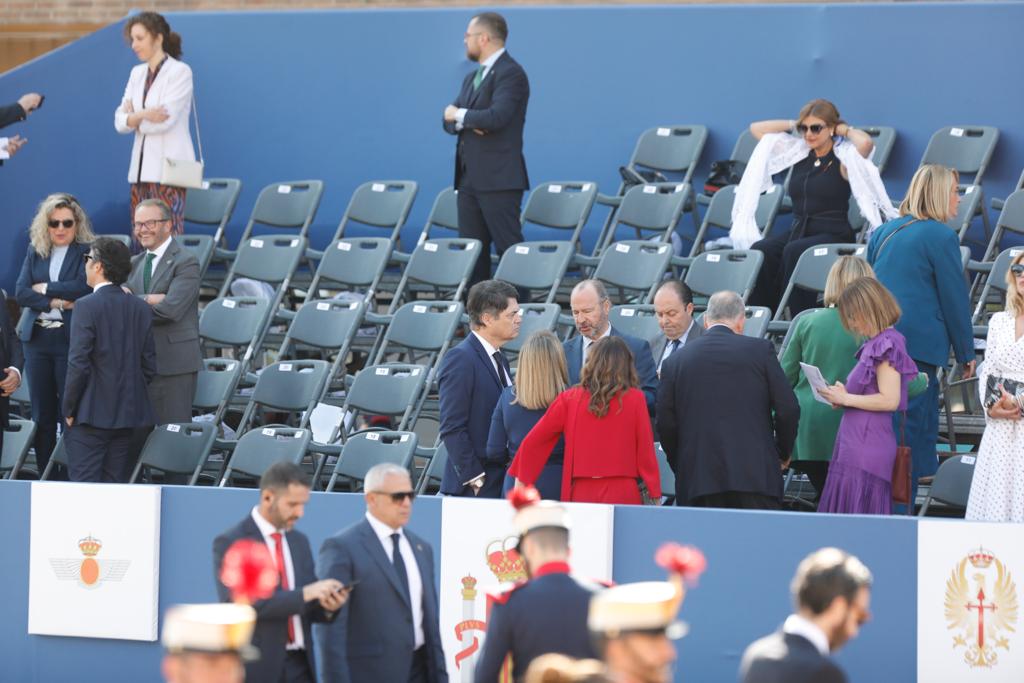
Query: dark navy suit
[
  {"left": 438, "top": 334, "right": 511, "bottom": 497},
  {"left": 475, "top": 563, "right": 603, "bottom": 683},
  {"left": 15, "top": 241, "right": 91, "bottom": 473},
  {"left": 563, "top": 327, "right": 659, "bottom": 415},
  {"left": 443, "top": 50, "right": 530, "bottom": 286},
  {"left": 0, "top": 102, "right": 26, "bottom": 130},
  {"left": 213, "top": 514, "right": 336, "bottom": 683},
  {"left": 740, "top": 630, "right": 847, "bottom": 683},
  {"left": 486, "top": 386, "right": 564, "bottom": 500},
  {"left": 0, "top": 299, "right": 24, "bottom": 460},
  {"left": 63, "top": 284, "right": 157, "bottom": 482},
  {"left": 316, "top": 517, "right": 447, "bottom": 683}
]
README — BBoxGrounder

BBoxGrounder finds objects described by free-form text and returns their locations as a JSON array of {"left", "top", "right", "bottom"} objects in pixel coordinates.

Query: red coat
[{"left": 509, "top": 387, "right": 660, "bottom": 504}]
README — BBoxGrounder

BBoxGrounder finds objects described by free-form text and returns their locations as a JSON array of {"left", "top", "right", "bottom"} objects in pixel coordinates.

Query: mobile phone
[
  {"left": 339, "top": 580, "right": 360, "bottom": 592},
  {"left": 36, "top": 95, "right": 44, "bottom": 109}
]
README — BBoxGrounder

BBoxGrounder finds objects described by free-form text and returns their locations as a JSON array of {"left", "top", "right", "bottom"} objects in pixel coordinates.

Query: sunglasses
[
  {"left": 796, "top": 124, "right": 826, "bottom": 135},
  {"left": 1011, "top": 264, "right": 1024, "bottom": 276},
  {"left": 48, "top": 219, "right": 75, "bottom": 229},
  {"left": 374, "top": 490, "right": 416, "bottom": 503}
]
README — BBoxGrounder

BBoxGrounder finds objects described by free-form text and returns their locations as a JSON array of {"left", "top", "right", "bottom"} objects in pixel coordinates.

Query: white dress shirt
[
  {"left": 783, "top": 614, "right": 830, "bottom": 656},
  {"left": 251, "top": 507, "right": 305, "bottom": 650},
  {"left": 365, "top": 511, "right": 425, "bottom": 649},
  {"left": 455, "top": 47, "right": 506, "bottom": 130},
  {"left": 38, "top": 245, "right": 68, "bottom": 321},
  {"left": 144, "top": 235, "right": 173, "bottom": 276},
  {"left": 657, "top": 323, "right": 694, "bottom": 373},
  {"left": 581, "top": 325, "right": 612, "bottom": 368},
  {"left": 472, "top": 330, "right": 511, "bottom": 386}
]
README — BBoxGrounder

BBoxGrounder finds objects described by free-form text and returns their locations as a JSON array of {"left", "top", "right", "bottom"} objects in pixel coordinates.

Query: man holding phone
[{"left": 213, "top": 462, "right": 348, "bottom": 683}]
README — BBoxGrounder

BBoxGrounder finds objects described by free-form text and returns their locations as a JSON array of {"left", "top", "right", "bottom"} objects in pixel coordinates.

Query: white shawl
[{"left": 729, "top": 133, "right": 899, "bottom": 249}]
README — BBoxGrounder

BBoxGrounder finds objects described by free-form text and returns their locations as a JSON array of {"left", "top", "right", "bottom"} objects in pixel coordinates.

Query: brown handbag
[{"left": 891, "top": 411, "right": 911, "bottom": 506}]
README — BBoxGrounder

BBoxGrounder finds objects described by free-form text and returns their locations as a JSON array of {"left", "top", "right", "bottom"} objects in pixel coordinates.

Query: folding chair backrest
[
  {"left": 222, "top": 235, "right": 306, "bottom": 293},
  {"left": 494, "top": 242, "right": 573, "bottom": 302},
  {"left": 283, "top": 299, "right": 364, "bottom": 352},
  {"left": 417, "top": 442, "right": 449, "bottom": 494},
  {"left": 743, "top": 307, "right": 772, "bottom": 339},
  {"left": 608, "top": 182, "right": 689, "bottom": 241},
  {"left": 861, "top": 126, "right": 896, "bottom": 174},
  {"left": 329, "top": 431, "right": 417, "bottom": 490},
  {"left": 630, "top": 125, "right": 708, "bottom": 185},
  {"left": 97, "top": 233, "right": 131, "bottom": 247},
  {"left": 594, "top": 240, "right": 672, "bottom": 301},
  {"left": 178, "top": 234, "right": 216, "bottom": 276},
  {"left": 393, "top": 239, "right": 480, "bottom": 306},
  {"left": 919, "top": 126, "right": 999, "bottom": 185},
  {"left": 378, "top": 302, "right": 463, "bottom": 358},
  {"left": 972, "top": 247, "right": 1018, "bottom": 323},
  {"left": 684, "top": 250, "right": 764, "bottom": 301},
  {"left": 921, "top": 455, "right": 975, "bottom": 513},
  {"left": 132, "top": 422, "right": 217, "bottom": 483},
  {"left": 951, "top": 184, "right": 984, "bottom": 239},
  {"left": 200, "top": 297, "right": 272, "bottom": 347},
  {"left": 991, "top": 190, "right": 1024, "bottom": 248},
  {"left": 346, "top": 364, "right": 428, "bottom": 417},
  {"left": 503, "top": 304, "right": 561, "bottom": 355},
  {"left": 691, "top": 184, "right": 782, "bottom": 255},
  {"left": 789, "top": 244, "right": 866, "bottom": 292},
  {"left": 609, "top": 305, "right": 661, "bottom": 345},
  {"left": 655, "top": 443, "right": 675, "bottom": 500},
  {"left": 731, "top": 129, "right": 759, "bottom": 165},
  {"left": 334, "top": 180, "right": 418, "bottom": 242},
  {"left": 249, "top": 360, "right": 331, "bottom": 413},
  {"left": 241, "top": 180, "right": 324, "bottom": 242},
  {"left": 221, "top": 427, "right": 312, "bottom": 485},
  {"left": 193, "top": 358, "right": 243, "bottom": 412},
  {"left": 521, "top": 182, "right": 598, "bottom": 245},
  {"left": 40, "top": 436, "right": 67, "bottom": 480},
  {"left": 0, "top": 418, "right": 35, "bottom": 479},
  {"left": 183, "top": 178, "right": 242, "bottom": 245},
  {"left": 311, "top": 238, "right": 392, "bottom": 294},
  {"left": 419, "top": 186, "right": 459, "bottom": 242}
]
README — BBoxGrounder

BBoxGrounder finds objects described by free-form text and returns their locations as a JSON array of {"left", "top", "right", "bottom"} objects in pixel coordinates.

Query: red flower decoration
[
  {"left": 507, "top": 485, "right": 541, "bottom": 510},
  {"left": 655, "top": 542, "right": 707, "bottom": 585},
  {"left": 220, "top": 539, "right": 279, "bottom": 604}
]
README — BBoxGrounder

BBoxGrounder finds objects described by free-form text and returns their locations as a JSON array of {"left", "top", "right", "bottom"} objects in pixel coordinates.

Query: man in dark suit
[
  {"left": 564, "top": 279, "right": 658, "bottom": 414},
  {"left": 316, "top": 463, "right": 448, "bottom": 683},
  {"left": 126, "top": 198, "right": 201, "bottom": 425},
  {"left": 213, "top": 462, "right": 346, "bottom": 683},
  {"left": 657, "top": 290, "right": 799, "bottom": 509},
  {"left": 438, "top": 279, "right": 520, "bottom": 497},
  {"left": 0, "top": 92, "right": 42, "bottom": 163},
  {"left": 740, "top": 548, "right": 873, "bottom": 683},
  {"left": 443, "top": 12, "right": 529, "bottom": 288},
  {"left": 476, "top": 492, "right": 603, "bottom": 682},
  {"left": 0, "top": 294, "right": 24, "bottom": 459},
  {"left": 651, "top": 279, "right": 703, "bottom": 377},
  {"left": 63, "top": 237, "right": 157, "bottom": 483}
]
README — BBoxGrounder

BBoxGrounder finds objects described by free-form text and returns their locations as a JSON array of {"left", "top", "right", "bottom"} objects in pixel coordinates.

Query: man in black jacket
[
  {"left": 0, "top": 291, "right": 24, "bottom": 459},
  {"left": 0, "top": 92, "right": 43, "bottom": 161}
]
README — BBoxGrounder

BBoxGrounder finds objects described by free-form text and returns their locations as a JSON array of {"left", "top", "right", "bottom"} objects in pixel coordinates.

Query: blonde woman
[
  {"left": 966, "top": 251, "right": 1024, "bottom": 521},
  {"left": 818, "top": 278, "right": 920, "bottom": 514},
  {"left": 867, "top": 164, "right": 975, "bottom": 509},
  {"left": 487, "top": 330, "right": 568, "bottom": 499},
  {"left": 15, "top": 193, "right": 96, "bottom": 477},
  {"left": 780, "top": 256, "right": 876, "bottom": 498}
]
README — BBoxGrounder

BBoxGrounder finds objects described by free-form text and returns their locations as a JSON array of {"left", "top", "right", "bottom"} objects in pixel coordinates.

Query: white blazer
[{"left": 113, "top": 56, "right": 196, "bottom": 184}]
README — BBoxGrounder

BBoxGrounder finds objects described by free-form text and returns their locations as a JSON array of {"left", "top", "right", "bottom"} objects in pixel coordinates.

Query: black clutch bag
[{"left": 984, "top": 374, "right": 1024, "bottom": 409}]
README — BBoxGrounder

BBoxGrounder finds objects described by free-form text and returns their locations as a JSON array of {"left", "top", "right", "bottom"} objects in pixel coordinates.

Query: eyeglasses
[
  {"left": 132, "top": 218, "right": 170, "bottom": 231},
  {"left": 797, "top": 124, "right": 826, "bottom": 135},
  {"left": 48, "top": 219, "right": 75, "bottom": 229},
  {"left": 374, "top": 490, "right": 416, "bottom": 503},
  {"left": 1011, "top": 264, "right": 1024, "bottom": 276}
]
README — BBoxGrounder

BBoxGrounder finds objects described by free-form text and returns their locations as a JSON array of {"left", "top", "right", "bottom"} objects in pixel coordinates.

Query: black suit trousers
[
  {"left": 65, "top": 423, "right": 135, "bottom": 483},
  {"left": 457, "top": 187, "right": 524, "bottom": 288}
]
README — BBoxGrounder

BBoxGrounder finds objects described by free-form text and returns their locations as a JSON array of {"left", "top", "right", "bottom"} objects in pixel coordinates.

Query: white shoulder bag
[{"left": 161, "top": 91, "right": 204, "bottom": 189}]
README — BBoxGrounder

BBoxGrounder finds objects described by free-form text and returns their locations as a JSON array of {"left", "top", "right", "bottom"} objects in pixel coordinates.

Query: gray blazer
[
  {"left": 127, "top": 237, "right": 201, "bottom": 377},
  {"left": 652, "top": 319, "right": 705, "bottom": 372},
  {"left": 739, "top": 630, "right": 847, "bottom": 683}
]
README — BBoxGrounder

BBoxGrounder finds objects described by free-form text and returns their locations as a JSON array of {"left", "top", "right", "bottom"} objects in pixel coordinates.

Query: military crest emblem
[
  {"left": 48, "top": 534, "right": 131, "bottom": 589},
  {"left": 945, "top": 546, "right": 1018, "bottom": 668}
]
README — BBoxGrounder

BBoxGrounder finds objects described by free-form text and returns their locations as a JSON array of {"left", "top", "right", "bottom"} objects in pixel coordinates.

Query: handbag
[
  {"left": 160, "top": 92, "right": 204, "bottom": 189},
  {"left": 703, "top": 159, "right": 746, "bottom": 195},
  {"left": 983, "top": 374, "right": 1024, "bottom": 410},
  {"left": 891, "top": 411, "right": 912, "bottom": 506}
]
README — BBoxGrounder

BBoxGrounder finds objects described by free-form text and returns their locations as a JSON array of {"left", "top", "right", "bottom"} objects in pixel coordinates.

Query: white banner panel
[
  {"left": 28, "top": 482, "right": 161, "bottom": 640},
  {"left": 439, "top": 498, "right": 613, "bottom": 683},
  {"left": 918, "top": 520, "right": 1024, "bottom": 681}
]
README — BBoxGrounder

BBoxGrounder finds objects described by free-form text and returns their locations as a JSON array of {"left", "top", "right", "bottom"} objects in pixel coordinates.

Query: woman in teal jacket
[{"left": 866, "top": 164, "right": 975, "bottom": 510}]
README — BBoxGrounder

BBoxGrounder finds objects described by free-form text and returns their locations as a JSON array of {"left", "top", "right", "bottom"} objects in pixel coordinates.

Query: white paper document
[{"left": 800, "top": 362, "right": 833, "bottom": 405}]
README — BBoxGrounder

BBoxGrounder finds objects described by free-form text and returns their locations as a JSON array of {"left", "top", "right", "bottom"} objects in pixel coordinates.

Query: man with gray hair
[
  {"left": 316, "top": 463, "right": 448, "bottom": 683},
  {"left": 740, "top": 547, "right": 872, "bottom": 683},
  {"left": 656, "top": 290, "right": 799, "bottom": 509}
]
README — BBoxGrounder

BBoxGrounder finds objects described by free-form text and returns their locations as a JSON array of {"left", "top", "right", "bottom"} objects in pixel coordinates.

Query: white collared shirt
[
  {"left": 250, "top": 507, "right": 305, "bottom": 650},
  {"left": 472, "top": 330, "right": 511, "bottom": 387},
  {"left": 144, "top": 235, "right": 173, "bottom": 275},
  {"left": 581, "top": 325, "right": 613, "bottom": 368},
  {"left": 39, "top": 245, "right": 69, "bottom": 321},
  {"left": 365, "top": 511, "right": 425, "bottom": 649},
  {"left": 783, "top": 614, "right": 830, "bottom": 656},
  {"left": 455, "top": 47, "right": 507, "bottom": 129},
  {"left": 657, "top": 322, "right": 693, "bottom": 373},
  {"left": 92, "top": 281, "right": 113, "bottom": 291}
]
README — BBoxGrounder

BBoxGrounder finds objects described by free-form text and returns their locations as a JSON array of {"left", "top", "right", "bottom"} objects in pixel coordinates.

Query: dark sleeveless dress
[{"left": 749, "top": 146, "right": 854, "bottom": 314}]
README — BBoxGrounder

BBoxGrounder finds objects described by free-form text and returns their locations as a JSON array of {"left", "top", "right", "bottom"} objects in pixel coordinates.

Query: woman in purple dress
[{"left": 817, "top": 277, "right": 919, "bottom": 514}]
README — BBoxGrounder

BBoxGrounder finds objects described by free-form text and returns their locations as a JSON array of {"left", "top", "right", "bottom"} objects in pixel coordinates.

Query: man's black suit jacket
[
  {"left": 739, "top": 630, "right": 847, "bottom": 683},
  {"left": 0, "top": 297, "right": 24, "bottom": 440},
  {"left": 213, "top": 515, "right": 337, "bottom": 683},
  {"left": 443, "top": 51, "right": 529, "bottom": 192},
  {"left": 0, "top": 102, "right": 26, "bottom": 130},
  {"left": 656, "top": 325, "right": 799, "bottom": 505}
]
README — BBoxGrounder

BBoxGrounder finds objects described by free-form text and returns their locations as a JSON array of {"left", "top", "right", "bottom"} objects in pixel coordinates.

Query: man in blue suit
[
  {"left": 214, "top": 462, "right": 346, "bottom": 683},
  {"left": 63, "top": 237, "right": 157, "bottom": 482},
  {"left": 316, "top": 463, "right": 448, "bottom": 683},
  {"left": 443, "top": 12, "right": 529, "bottom": 288},
  {"left": 438, "top": 279, "right": 520, "bottom": 497},
  {"left": 564, "top": 279, "right": 658, "bottom": 415}
]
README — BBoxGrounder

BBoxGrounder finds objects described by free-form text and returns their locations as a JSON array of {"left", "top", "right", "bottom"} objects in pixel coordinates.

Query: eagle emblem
[
  {"left": 48, "top": 534, "right": 131, "bottom": 590},
  {"left": 944, "top": 546, "right": 1018, "bottom": 668}
]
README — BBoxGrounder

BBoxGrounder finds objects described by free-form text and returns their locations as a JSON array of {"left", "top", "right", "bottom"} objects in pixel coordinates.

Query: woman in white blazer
[{"left": 113, "top": 12, "right": 194, "bottom": 237}]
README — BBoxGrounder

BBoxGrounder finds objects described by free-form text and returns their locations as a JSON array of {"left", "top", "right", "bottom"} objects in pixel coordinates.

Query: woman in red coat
[{"left": 509, "top": 336, "right": 661, "bottom": 504}]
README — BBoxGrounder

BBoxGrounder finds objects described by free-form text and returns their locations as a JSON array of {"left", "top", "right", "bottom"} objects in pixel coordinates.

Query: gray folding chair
[
  {"left": 503, "top": 304, "right": 562, "bottom": 358},
  {"left": 592, "top": 240, "right": 673, "bottom": 304},
  {"left": 991, "top": 167, "right": 1024, "bottom": 213},
  {"left": 0, "top": 419, "right": 36, "bottom": 480},
  {"left": 218, "top": 235, "right": 306, "bottom": 301},
  {"left": 233, "top": 180, "right": 324, "bottom": 246},
  {"left": 97, "top": 234, "right": 131, "bottom": 247},
  {"left": 325, "top": 431, "right": 418, "bottom": 492},
  {"left": 918, "top": 454, "right": 976, "bottom": 517},
  {"left": 688, "top": 184, "right": 783, "bottom": 256},
  {"left": 39, "top": 436, "right": 67, "bottom": 481},
  {"left": 278, "top": 299, "right": 366, "bottom": 395},
  {"left": 696, "top": 129, "right": 760, "bottom": 208},
  {"left": 306, "top": 237, "right": 393, "bottom": 301},
  {"left": 9, "top": 369, "right": 31, "bottom": 418},
  {"left": 861, "top": 126, "right": 897, "bottom": 174},
  {"left": 654, "top": 442, "right": 675, "bottom": 505},
  {"left": 193, "top": 358, "right": 244, "bottom": 425},
  {"left": 369, "top": 301, "right": 463, "bottom": 373},
  {"left": 198, "top": 297, "right": 273, "bottom": 423},
  {"left": 183, "top": 178, "right": 242, "bottom": 248},
  {"left": 743, "top": 306, "right": 772, "bottom": 339},
  {"left": 982, "top": 190, "right": 1024, "bottom": 261},
  {"left": 233, "top": 360, "right": 331, "bottom": 436},
  {"left": 942, "top": 377, "right": 984, "bottom": 453},
  {"left": 129, "top": 422, "right": 218, "bottom": 485},
  {"left": 920, "top": 126, "right": 999, "bottom": 247},
  {"left": 952, "top": 184, "right": 986, "bottom": 247},
  {"left": 593, "top": 182, "right": 689, "bottom": 255},
  {"left": 330, "top": 363, "right": 429, "bottom": 445},
  {"left": 416, "top": 442, "right": 448, "bottom": 495},
  {"left": 971, "top": 247, "right": 1019, "bottom": 334},
  {"left": 771, "top": 243, "right": 866, "bottom": 331},
  {"left": 219, "top": 426, "right": 312, "bottom": 487},
  {"left": 416, "top": 186, "right": 459, "bottom": 243},
  {"left": 684, "top": 250, "right": 764, "bottom": 305},
  {"left": 608, "top": 305, "right": 661, "bottom": 347},
  {"left": 178, "top": 234, "right": 216, "bottom": 278},
  {"left": 521, "top": 181, "right": 598, "bottom": 250},
  {"left": 387, "top": 239, "right": 481, "bottom": 312},
  {"left": 494, "top": 241, "right": 574, "bottom": 304},
  {"left": 332, "top": 180, "right": 418, "bottom": 246}
]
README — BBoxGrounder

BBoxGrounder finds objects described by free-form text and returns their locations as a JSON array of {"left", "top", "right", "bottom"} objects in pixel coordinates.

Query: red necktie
[{"left": 270, "top": 532, "right": 296, "bottom": 644}]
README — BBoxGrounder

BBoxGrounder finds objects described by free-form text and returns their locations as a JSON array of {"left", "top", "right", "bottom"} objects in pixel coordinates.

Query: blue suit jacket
[
  {"left": 563, "top": 326, "right": 659, "bottom": 415},
  {"left": 14, "top": 241, "right": 91, "bottom": 342},
  {"left": 866, "top": 216, "right": 974, "bottom": 368},
  {"left": 213, "top": 516, "right": 336, "bottom": 683},
  {"left": 62, "top": 284, "right": 157, "bottom": 428},
  {"left": 316, "top": 518, "right": 447, "bottom": 683},
  {"left": 438, "top": 334, "right": 511, "bottom": 496}
]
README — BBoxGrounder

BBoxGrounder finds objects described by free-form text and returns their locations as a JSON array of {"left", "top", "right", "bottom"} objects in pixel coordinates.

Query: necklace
[{"left": 814, "top": 158, "right": 822, "bottom": 168}]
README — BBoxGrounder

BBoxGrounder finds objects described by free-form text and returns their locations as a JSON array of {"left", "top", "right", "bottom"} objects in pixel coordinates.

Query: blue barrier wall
[
  {"left": 0, "top": 480, "right": 918, "bottom": 682},
  {"left": 0, "top": 3, "right": 1022, "bottom": 290}
]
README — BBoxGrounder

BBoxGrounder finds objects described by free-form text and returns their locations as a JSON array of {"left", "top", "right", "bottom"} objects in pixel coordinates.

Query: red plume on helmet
[
  {"left": 507, "top": 485, "right": 541, "bottom": 510},
  {"left": 220, "top": 539, "right": 279, "bottom": 604},
  {"left": 656, "top": 542, "right": 707, "bottom": 586}
]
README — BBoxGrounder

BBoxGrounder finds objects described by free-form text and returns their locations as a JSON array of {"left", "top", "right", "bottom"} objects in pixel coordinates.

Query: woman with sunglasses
[
  {"left": 966, "top": 252, "right": 1024, "bottom": 522},
  {"left": 15, "top": 193, "right": 95, "bottom": 477},
  {"left": 867, "top": 164, "right": 975, "bottom": 511},
  {"left": 739, "top": 99, "right": 897, "bottom": 316},
  {"left": 113, "top": 12, "right": 194, "bottom": 238}
]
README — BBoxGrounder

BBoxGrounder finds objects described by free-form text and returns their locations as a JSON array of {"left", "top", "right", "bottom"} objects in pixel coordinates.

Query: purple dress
[{"left": 818, "top": 328, "right": 919, "bottom": 514}]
